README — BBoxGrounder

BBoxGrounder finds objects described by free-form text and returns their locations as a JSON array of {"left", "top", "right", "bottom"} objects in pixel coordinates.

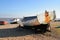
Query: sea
[{"left": 0, "top": 18, "right": 11, "bottom": 21}]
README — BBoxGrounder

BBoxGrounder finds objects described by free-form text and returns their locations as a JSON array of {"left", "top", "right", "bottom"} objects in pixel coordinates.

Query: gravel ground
[{"left": 0, "top": 24, "right": 59, "bottom": 40}]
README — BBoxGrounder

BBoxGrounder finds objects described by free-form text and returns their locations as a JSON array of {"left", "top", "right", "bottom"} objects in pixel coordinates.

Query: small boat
[
  {"left": 0, "top": 21, "right": 8, "bottom": 25},
  {"left": 18, "top": 10, "right": 56, "bottom": 32},
  {"left": 19, "top": 10, "right": 56, "bottom": 27},
  {"left": 9, "top": 18, "right": 20, "bottom": 24}
]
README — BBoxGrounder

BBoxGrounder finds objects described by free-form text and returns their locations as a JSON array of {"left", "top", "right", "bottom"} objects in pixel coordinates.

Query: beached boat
[
  {"left": 18, "top": 10, "right": 56, "bottom": 31},
  {"left": 19, "top": 10, "right": 56, "bottom": 26}
]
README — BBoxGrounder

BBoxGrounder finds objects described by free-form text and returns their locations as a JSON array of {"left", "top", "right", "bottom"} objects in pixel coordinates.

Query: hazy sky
[{"left": 0, "top": 0, "right": 60, "bottom": 18}]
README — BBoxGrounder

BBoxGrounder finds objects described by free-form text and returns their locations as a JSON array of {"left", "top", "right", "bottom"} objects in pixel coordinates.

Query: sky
[{"left": 0, "top": 0, "right": 60, "bottom": 18}]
